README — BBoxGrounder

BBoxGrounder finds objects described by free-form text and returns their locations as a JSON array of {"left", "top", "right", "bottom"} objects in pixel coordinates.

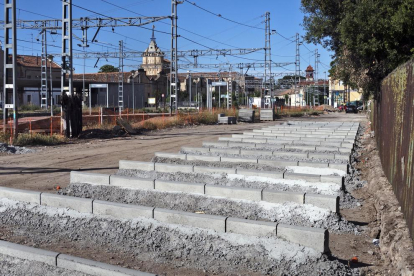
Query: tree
[
  {"left": 98, "top": 64, "right": 118, "bottom": 73},
  {"left": 301, "top": 0, "right": 414, "bottom": 99}
]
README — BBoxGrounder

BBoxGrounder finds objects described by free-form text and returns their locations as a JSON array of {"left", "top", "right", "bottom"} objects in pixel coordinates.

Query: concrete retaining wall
[
  {"left": 277, "top": 224, "right": 329, "bottom": 253},
  {"left": 304, "top": 194, "right": 339, "bottom": 213},
  {"left": 155, "top": 180, "right": 205, "bottom": 194},
  {"left": 57, "top": 254, "right": 154, "bottom": 276},
  {"left": 226, "top": 218, "right": 277, "bottom": 237},
  {"left": 41, "top": 193, "right": 93, "bottom": 213},
  {"left": 119, "top": 160, "right": 155, "bottom": 171},
  {"left": 110, "top": 175, "right": 155, "bottom": 190},
  {"left": 0, "top": 240, "right": 153, "bottom": 275},
  {"left": 263, "top": 190, "right": 304, "bottom": 204},
  {"left": 93, "top": 200, "right": 154, "bottom": 220},
  {"left": 70, "top": 171, "right": 110, "bottom": 185},
  {"left": 0, "top": 187, "right": 41, "bottom": 204},
  {"left": 205, "top": 185, "right": 262, "bottom": 201},
  {"left": 154, "top": 208, "right": 227, "bottom": 232}
]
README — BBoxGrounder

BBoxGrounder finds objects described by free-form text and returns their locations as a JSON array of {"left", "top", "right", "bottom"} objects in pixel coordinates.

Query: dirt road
[{"left": 0, "top": 113, "right": 365, "bottom": 193}]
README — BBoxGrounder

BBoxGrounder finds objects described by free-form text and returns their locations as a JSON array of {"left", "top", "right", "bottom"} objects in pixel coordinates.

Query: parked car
[{"left": 345, "top": 104, "right": 358, "bottom": 113}]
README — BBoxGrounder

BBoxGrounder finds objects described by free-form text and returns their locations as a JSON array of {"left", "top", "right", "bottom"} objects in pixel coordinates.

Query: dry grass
[{"left": 0, "top": 132, "right": 67, "bottom": 146}]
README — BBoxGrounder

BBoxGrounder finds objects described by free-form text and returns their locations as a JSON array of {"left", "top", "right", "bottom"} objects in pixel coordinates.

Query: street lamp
[{"left": 187, "top": 70, "right": 191, "bottom": 108}]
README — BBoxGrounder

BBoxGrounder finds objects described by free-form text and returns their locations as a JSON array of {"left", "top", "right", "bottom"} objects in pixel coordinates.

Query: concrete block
[
  {"left": 341, "top": 143, "right": 354, "bottom": 149},
  {"left": 236, "top": 169, "right": 284, "bottom": 179},
  {"left": 262, "top": 190, "right": 304, "bottom": 204},
  {"left": 273, "top": 151, "right": 308, "bottom": 158},
  {"left": 219, "top": 137, "right": 241, "bottom": 142},
  {"left": 283, "top": 172, "right": 321, "bottom": 183},
  {"left": 285, "top": 145, "right": 316, "bottom": 151},
  {"left": 205, "top": 185, "right": 262, "bottom": 201},
  {"left": 93, "top": 200, "right": 154, "bottom": 219},
  {"left": 110, "top": 175, "right": 155, "bottom": 190},
  {"left": 155, "top": 180, "right": 205, "bottom": 194},
  {"left": 232, "top": 134, "right": 246, "bottom": 139},
  {"left": 329, "top": 163, "right": 349, "bottom": 173},
  {"left": 181, "top": 146, "right": 210, "bottom": 153},
  {"left": 258, "top": 159, "right": 298, "bottom": 167},
  {"left": 41, "top": 193, "right": 93, "bottom": 213},
  {"left": 0, "top": 186, "right": 41, "bottom": 204},
  {"left": 155, "top": 152, "right": 187, "bottom": 160},
  {"left": 119, "top": 160, "right": 154, "bottom": 171},
  {"left": 210, "top": 148, "right": 241, "bottom": 155},
  {"left": 308, "top": 153, "right": 335, "bottom": 160},
  {"left": 193, "top": 166, "right": 237, "bottom": 174},
  {"left": 243, "top": 132, "right": 256, "bottom": 136},
  {"left": 186, "top": 154, "right": 221, "bottom": 162},
  {"left": 226, "top": 218, "right": 277, "bottom": 237},
  {"left": 70, "top": 171, "right": 110, "bottom": 185},
  {"left": 154, "top": 208, "right": 226, "bottom": 232},
  {"left": 338, "top": 148, "right": 352, "bottom": 154},
  {"left": 241, "top": 149, "right": 273, "bottom": 156},
  {"left": 323, "top": 142, "right": 342, "bottom": 147},
  {"left": 57, "top": 254, "right": 153, "bottom": 276},
  {"left": 334, "top": 154, "right": 350, "bottom": 162},
  {"left": 320, "top": 175, "right": 344, "bottom": 185},
  {"left": 298, "top": 161, "right": 329, "bottom": 168},
  {"left": 243, "top": 138, "right": 266, "bottom": 143},
  {"left": 277, "top": 224, "right": 329, "bottom": 253},
  {"left": 203, "top": 141, "right": 227, "bottom": 147},
  {"left": 155, "top": 163, "right": 193, "bottom": 173},
  {"left": 0, "top": 240, "right": 58, "bottom": 266},
  {"left": 221, "top": 157, "right": 258, "bottom": 164},
  {"left": 304, "top": 194, "right": 340, "bottom": 213}
]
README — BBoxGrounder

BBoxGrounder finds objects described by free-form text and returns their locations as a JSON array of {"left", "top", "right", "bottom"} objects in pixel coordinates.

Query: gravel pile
[
  {"left": 0, "top": 198, "right": 358, "bottom": 275},
  {"left": 0, "top": 143, "right": 35, "bottom": 154},
  {"left": 62, "top": 182, "right": 359, "bottom": 234}
]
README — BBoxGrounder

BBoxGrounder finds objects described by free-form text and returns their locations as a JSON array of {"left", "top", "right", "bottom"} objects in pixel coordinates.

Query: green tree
[
  {"left": 301, "top": 0, "right": 414, "bottom": 99},
  {"left": 98, "top": 64, "right": 118, "bottom": 73}
]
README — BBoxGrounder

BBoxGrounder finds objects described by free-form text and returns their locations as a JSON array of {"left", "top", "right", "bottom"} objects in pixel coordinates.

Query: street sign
[
  {"left": 148, "top": 98, "right": 156, "bottom": 104},
  {"left": 5, "top": 104, "right": 14, "bottom": 109},
  {"left": 212, "top": 82, "right": 227, "bottom": 86}
]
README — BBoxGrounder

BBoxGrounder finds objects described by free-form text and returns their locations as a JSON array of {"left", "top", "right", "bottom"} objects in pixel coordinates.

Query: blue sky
[{"left": 1, "top": 0, "right": 332, "bottom": 78}]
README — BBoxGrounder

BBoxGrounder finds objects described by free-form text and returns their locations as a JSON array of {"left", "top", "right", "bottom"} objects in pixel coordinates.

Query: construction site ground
[{"left": 1, "top": 112, "right": 412, "bottom": 275}]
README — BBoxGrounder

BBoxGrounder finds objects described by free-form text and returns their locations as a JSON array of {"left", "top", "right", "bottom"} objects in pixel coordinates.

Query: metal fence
[{"left": 372, "top": 59, "right": 414, "bottom": 240}]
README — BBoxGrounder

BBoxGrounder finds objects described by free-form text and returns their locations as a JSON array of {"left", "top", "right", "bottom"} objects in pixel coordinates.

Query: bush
[
  {"left": 13, "top": 133, "right": 67, "bottom": 146},
  {"left": 19, "top": 104, "right": 40, "bottom": 112},
  {"left": 289, "top": 112, "right": 304, "bottom": 117}
]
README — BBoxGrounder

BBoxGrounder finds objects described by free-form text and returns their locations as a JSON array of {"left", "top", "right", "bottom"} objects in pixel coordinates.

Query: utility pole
[
  {"left": 3, "top": 0, "right": 18, "bottom": 138},
  {"left": 118, "top": 40, "right": 124, "bottom": 115},
  {"left": 61, "top": 0, "right": 77, "bottom": 137},
  {"left": 264, "top": 11, "right": 271, "bottom": 108},
  {"left": 188, "top": 70, "right": 191, "bottom": 108},
  {"left": 40, "top": 24, "right": 48, "bottom": 109},
  {"left": 49, "top": 55, "right": 53, "bottom": 117},
  {"left": 295, "top": 33, "right": 301, "bottom": 106}
]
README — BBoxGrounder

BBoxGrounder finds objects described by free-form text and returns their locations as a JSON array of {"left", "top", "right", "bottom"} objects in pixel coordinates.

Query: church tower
[
  {"left": 141, "top": 26, "right": 167, "bottom": 76},
  {"left": 305, "top": 65, "right": 314, "bottom": 81}
]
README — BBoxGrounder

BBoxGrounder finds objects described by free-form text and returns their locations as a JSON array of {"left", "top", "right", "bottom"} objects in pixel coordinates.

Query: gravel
[
  {"left": 0, "top": 198, "right": 358, "bottom": 275},
  {"left": 0, "top": 253, "right": 87, "bottom": 276},
  {"left": 62, "top": 182, "right": 359, "bottom": 234},
  {"left": 0, "top": 143, "right": 35, "bottom": 154}
]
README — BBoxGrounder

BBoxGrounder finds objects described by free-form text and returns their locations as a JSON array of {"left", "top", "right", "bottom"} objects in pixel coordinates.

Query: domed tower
[
  {"left": 305, "top": 65, "right": 314, "bottom": 81},
  {"left": 141, "top": 26, "right": 167, "bottom": 76}
]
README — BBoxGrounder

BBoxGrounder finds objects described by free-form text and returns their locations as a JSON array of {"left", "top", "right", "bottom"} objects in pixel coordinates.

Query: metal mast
[
  {"left": 3, "top": 0, "right": 18, "bottom": 138},
  {"left": 263, "top": 11, "right": 271, "bottom": 104},
  {"left": 40, "top": 24, "right": 48, "bottom": 109},
  {"left": 170, "top": 0, "right": 181, "bottom": 114},
  {"left": 295, "top": 33, "right": 301, "bottom": 106},
  {"left": 314, "top": 48, "right": 318, "bottom": 84},
  {"left": 118, "top": 40, "right": 124, "bottom": 112},
  {"left": 61, "top": 0, "right": 73, "bottom": 137}
]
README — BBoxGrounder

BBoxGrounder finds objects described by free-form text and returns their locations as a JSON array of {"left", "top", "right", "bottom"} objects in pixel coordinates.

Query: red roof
[
  {"left": 305, "top": 65, "right": 314, "bottom": 72},
  {"left": 16, "top": 55, "right": 61, "bottom": 69}
]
